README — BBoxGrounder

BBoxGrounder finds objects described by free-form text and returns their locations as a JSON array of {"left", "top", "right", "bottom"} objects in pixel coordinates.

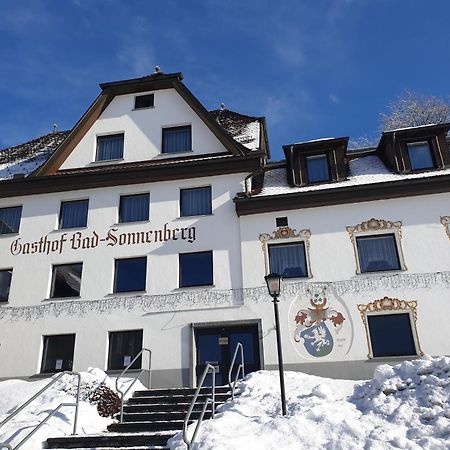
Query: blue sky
[{"left": 0, "top": 0, "right": 449, "bottom": 160}]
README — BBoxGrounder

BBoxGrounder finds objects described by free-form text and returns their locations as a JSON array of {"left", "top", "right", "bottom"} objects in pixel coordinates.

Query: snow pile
[
  {"left": 169, "top": 356, "right": 450, "bottom": 450},
  {"left": 0, "top": 368, "right": 144, "bottom": 450}
]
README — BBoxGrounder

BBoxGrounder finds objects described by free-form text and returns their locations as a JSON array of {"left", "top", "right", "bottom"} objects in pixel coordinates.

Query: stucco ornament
[
  {"left": 441, "top": 216, "right": 450, "bottom": 240},
  {"left": 289, "top": 286, "right": 353, "bottom": 360}
]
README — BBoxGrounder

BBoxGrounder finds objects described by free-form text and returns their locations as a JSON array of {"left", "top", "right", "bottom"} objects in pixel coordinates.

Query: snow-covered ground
[
  {"left": 0, "top": 368, "right": 144, "bottom": 450},
  {"left": 170, "top": 356, "right": 450, "bottom": 450}
]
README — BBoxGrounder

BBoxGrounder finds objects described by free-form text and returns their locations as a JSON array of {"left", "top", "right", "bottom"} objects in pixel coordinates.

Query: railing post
[{"left": 72, "top": 373, "right": 81, "bottom": 435}]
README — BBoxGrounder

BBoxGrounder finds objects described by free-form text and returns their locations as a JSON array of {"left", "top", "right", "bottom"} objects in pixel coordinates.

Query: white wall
[{"left": 61, "top": 88, "right": 228, "bottom": 169}]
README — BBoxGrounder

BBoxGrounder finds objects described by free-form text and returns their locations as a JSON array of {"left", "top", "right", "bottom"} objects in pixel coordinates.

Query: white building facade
[{"left": 0, "top": 72, "right": 449, "bottom": 386}]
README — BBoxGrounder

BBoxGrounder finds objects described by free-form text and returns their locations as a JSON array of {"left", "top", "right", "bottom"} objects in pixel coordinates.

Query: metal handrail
[
  {"left": 228, "top": 342, "right": 245, "bottom": 400},
  {"left": 115, "top": 347, "right": 152, "bottom": 423},
  {"left": 183, "top": 364, "right": 217, "bottom": 450},
  {"left": 0, "top": 371, "right": 81, "bottom": 450}
]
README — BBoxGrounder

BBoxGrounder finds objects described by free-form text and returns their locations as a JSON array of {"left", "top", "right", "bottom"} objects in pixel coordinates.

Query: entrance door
[{"left": 194, "top": 323, "right": 261, "bottom": 386}]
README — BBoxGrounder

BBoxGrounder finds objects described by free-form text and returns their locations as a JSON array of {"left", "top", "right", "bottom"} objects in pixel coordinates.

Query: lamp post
[{"left": 264, "top": 273, "right": 287, "bottom": 416}]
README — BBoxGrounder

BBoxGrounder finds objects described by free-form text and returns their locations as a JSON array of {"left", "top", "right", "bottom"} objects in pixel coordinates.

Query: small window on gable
[
  {"left": 96, "top": 133, "right": 124, "bottom": 161},
  {"left": 51, "top": 263, "right": 83, "bottom": 298},
  {"left": 59, "top": 200, "right": 89, "bottom": 229},
  {"left": 306, "top": 154, "right": 331, "bottom": 183},
  {"left": 119, "top": 194, "right": 150, "bottom": 223},
  {"left": 268, "top": 242, "right": 308, "bottom": 278},
  {"left": 134, "top": 94, "right": 154, "bottom": 110},
  {"left": 108, "top": 330, "right": 143, "bottom": 370},
  {"left": 406, "top": 142, "right": 435, "bottom": 171},
  {"left": 162, "top": 126, "right": 192, "bottom": 154},
  {"left": 347, "top": 219, "right": 406, "bottom": 274},
  {"left": 179, "top": 251, "right": 213, "bottom": 288},
  {"left": 41, "top": 334, "right": 75, "bottom": 373},
  {"left": 0, "top": 206, "right": 22, "bottom": 235},
  {"left": 276, "top": 217, "right": 288, "bottom": 227},
  {"left": 180, "top": 186, "right": 212, "bottom": 217},
  {"left": 0, "top": 269, "right": 12, "bottom": 302}
]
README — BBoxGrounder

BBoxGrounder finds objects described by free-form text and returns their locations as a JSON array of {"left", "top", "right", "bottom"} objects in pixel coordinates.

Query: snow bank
[
  {"left": 169, "top": 356, "right": 450, "bottom": 450},
  {"left": 0, "top": 368, "right": 145, "bottom": 450}
]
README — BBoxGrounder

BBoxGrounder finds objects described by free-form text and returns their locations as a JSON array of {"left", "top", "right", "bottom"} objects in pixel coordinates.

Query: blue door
[{"left": 195, "top": 323, "right": 261, "bottom": 386}]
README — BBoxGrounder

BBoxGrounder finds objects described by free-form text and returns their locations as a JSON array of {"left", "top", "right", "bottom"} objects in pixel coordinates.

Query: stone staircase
[{"left": 46, "top": 385, "right": 232, "bottom": 450}]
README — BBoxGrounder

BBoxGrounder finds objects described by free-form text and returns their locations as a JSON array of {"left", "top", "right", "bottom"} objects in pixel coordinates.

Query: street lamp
[{"left": 264, "top": 273, "right": 287, "bottom": 416}]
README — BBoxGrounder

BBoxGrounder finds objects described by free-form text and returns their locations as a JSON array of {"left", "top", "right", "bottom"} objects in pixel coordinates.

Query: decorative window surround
[
  {"left": 346, "top": 218, "right": 407, "bottom": 274},
  {"left": 357, "top": 296, "right": 423, "bottom": 359},
  {"left": 259, "top": 226, "right": 312, "bottom": 278},
  {"left": 441, "top": 216, "right": 450, "bottom": 240}
]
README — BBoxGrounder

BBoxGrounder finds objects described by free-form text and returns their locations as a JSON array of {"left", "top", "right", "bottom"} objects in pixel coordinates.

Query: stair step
[
  {"left": 48, "top": 447, "right": 168, "bottom": 450},
  {"left": 46, "top": 433, "right": 174, "bottom": 449},
  {"left": 133, "top": 386, "right": 230, "bottom": 397},
  {"left": 123, "top": 401, "right": 225, "bottom": 413},
  {"left": 108, "top": 420, "right": 189, "bottom": 432},
  {"left": 120, "top": 410, "right": 213, "bottom": 422},
  {"left": 128, "top": 393, "right": 230, "bottom": 404}
]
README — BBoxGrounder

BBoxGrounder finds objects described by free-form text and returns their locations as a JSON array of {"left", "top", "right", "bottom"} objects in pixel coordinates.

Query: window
[
  {"left": 0, "top": 269, "right": 12, "bottom": 302},
  {"left": 162, "top": 125, "right": 192, "bottom": 154},
  {"left": 367, "top": 313, "right": 417, "bottom": 357},
  {"left": 114, "top": 257, "right": 147, "bottom": 293},
  {"left": 276, "top": 217, "right": 288, "bottom": 228},
  {"left": 407, "top": 142, "right": 435, "bottom": 171},
  {"left": 108, "top": 330, "right": 143, "bottom": 370},
  {"left": 268, "top": 242, "right": 308, "bottom": 278},
  {"left": 0, "top": 206, "right": 22, "bottom": 234},
  {"left": 41, "top": 334, "right": 75, "bottom": 373},
  {"left": 179, "top": 251, "right": 213, "bottom": 287},
  {"left": 180, "top": 186, "right": 212, "bottom": 217},
  {"left": 96, "top": 133, "right": 124, "bottom": 161},
  {"left": 59, "top": 200, "right": 89, "bottom": 229},
  {"left": 119, "top": 194, "right": 150, "bottom": 223},
  {"left": 50, "top": 263, "right": 83, "bottom": 298},
  {"left": 356, "top": 234, "right": 401, "bottom": 272},
  {"left": 306, "top": 154, "right": 331, "bottom": 183},
  {"left": 134, "top": 94, "right": 154, "bottom": 109}
]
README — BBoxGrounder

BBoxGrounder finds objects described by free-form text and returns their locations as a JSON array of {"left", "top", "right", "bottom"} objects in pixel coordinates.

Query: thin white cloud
[{"left": 329, "top": 94, "right": 340, "bottom": 104}]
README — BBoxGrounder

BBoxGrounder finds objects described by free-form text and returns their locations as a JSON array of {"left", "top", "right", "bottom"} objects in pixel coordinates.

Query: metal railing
[
  {"left": 228, "top": 342, "right": 245, "bottom": 400},
  {"left": 115, "top": 347, "right": 152, "bottom": 423},
  {"left": 183, "top": 364, "right": 217, "bottom": 450},
  {"left": 0, "top": 371, "right": 81, "bottom": 450}
]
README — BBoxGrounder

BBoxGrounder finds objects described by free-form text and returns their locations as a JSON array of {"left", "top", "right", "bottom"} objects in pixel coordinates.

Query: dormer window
[
  {"left": 96, "top": 133, "right": 124, "bottom": 161},
  {"left": 406, "top": 141, "right": 435, "bottom": 171},
  {"left": 306, "top": 154, "right": 331, "bottom": 183}
]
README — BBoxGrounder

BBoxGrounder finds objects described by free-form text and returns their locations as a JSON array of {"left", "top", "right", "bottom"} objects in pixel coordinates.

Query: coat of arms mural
[{"left": 289, "top": 288, "right": 352, "bottom": 359}]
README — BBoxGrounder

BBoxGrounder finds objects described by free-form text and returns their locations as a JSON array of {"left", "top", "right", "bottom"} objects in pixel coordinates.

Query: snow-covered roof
[
  {"left": 256, "top": 154, "right": 450, "bottom": 197},
  {"left": 0, "top": 131, "right": 69, "bottom": 181},
  {"left": 209, "top": 109, "right": 262, "bottom": 151}
]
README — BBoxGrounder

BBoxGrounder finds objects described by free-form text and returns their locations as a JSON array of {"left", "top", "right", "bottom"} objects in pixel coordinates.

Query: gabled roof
[{"left": 33, "top": 72, "right": 254, "bottom": 177}]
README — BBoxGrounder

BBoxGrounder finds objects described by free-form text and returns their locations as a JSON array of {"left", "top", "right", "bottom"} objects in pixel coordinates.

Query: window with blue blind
[
  {"left": 59, "top": 200, "right": 89, "bottom": 229},
  {"left": 368, "top": 313, "right": 417, "bottom": 357},
  {"left": 0, "top": 269, "right": 12, "bottom": 302},
  {"left": 96, "top": 133, "right": 124, "bottom": 161},
  {"left": 50, "top": 263, "right": 83, "bottom": 298},
  {"left": 180, "top": 186, "right": 212, "bottom": 217},
  {"left": 114, "top": 257, "right": 147, "bottom": 293},
  {"left": 0, "top": 206, "right": 22, "bottom": 234},
  {"left": 356, "top": 234, "right": 401, "bottom": 273},
  {"left": 119, "top": 194, "right": 150, "bottom": 223},
  {"left": 407, "top": 142, "right": 435, "bottom": 171},
  {"left": 268, "top": 242, "right": 308, "bottom": 278},
  {"left": 306, "top": 154, "right": 331, "bottom": 183},
  {"left": 179, "top": 251, "right": 213, "bottom": 287},
  {"left": 162, "top": 125, "right": 192, "bottom": 154}
]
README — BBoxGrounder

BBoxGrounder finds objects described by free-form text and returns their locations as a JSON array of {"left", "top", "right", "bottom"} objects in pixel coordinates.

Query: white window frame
[
  {"left": 346, "top": 218, "right": 406, "bottom": 274},
  {"left": 259, "top": 226, "right": 312, "bottom": 279},
  {"left": 357, "top": 297, "right": 423, "bottom": 359}
]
